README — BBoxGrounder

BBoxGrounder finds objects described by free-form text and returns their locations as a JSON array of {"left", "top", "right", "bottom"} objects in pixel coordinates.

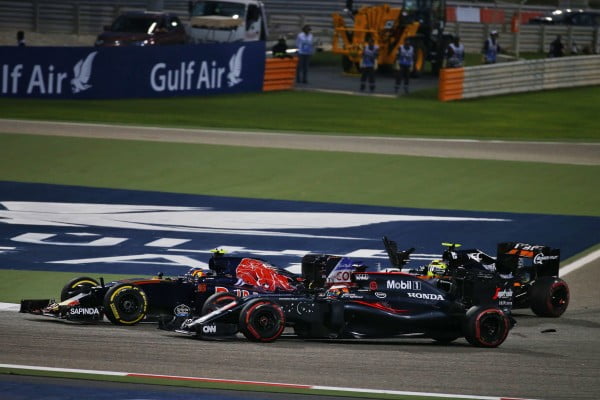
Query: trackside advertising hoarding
[{"left": 0, "top": 42, "right": 265, "bottom": 99}]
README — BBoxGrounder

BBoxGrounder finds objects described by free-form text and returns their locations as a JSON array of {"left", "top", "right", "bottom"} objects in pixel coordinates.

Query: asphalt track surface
[
  {"left": 1, "top": 119, "right": 599, "bottom": 166},
  {"left": 0, "top": 260, "right": 599, "bottom": 400},
  {"left": 0, "top": 116, "right": 599, "bottom": 399}
]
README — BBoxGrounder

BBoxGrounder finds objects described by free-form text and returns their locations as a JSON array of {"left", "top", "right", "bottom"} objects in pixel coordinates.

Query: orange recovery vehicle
[{"left": 332, "top": 0, "right": 452, "bottom": 75}]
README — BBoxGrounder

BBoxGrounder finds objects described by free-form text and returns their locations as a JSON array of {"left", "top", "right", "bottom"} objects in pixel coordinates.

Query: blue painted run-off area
[
  {"left": 0, "top": 375, "right": 304, "bottom": 400},
  {"left": 0, "top": 181, "right": 598, "bottom": 276}
]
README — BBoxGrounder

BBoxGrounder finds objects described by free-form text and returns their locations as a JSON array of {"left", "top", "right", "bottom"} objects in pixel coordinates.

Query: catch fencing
[
  {"left": 447, "top": 22, "right": 600, "bottom": 55},
  {"left": 438, "top": 54, "right": 600, "bottom": 101},
  {"left": 1, "top": 0, "right": 598, "bottom": 55}
]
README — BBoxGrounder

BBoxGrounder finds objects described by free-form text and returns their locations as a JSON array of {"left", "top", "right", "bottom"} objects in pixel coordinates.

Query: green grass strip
[
  {"left": 0, "top": 85, "right": 598, "bottom": 141},
  {"left": 0, "top": 366, "right": 492, "bottom": 400},
  {"left": 0, "top": 270, "right": 133, "bottom": 303},
  {"left": 1, "top": 133, "right": 598, "bottom": 216}
]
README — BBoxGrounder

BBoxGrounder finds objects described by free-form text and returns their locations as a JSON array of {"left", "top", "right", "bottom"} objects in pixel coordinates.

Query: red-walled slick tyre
[
  {"left": 463, "top": 306, "right": 510, "bottom": 348},
  {"left": 239, "top": 299, "right": 285, "bottom": 343},
  {"left": 530, "top": 277, "right": 569, "bottom": 317}
]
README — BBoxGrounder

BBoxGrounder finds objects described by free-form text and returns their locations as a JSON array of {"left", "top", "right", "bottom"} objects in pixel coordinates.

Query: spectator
[
  {"left": 395, "top": 41, "right": 414, "bottom": 94},
  {"left": 17, "top": 30, "right": 26, "bottom": 47},
  {"left": 570, "top": 41, "right": 579, "bottom": 55},
  {"left": 446, "top": 36, "right": 465, "bottom": 68},
  {"left": 482, "top": 30, "right": 500, "bottom": 64},
  {"left": 548, "top": 35, "right": 564, "bottom": 57},
  {"left": 296, "top": 24, "right": 314, "bottom": 84},
  {"left": 359, "top": 37, "right": 379, "bottom": 92},
  {"left": 345, "top": 0, "right": 356, "bottom": 16},
  {"left": 272, "top": 37, "right": 291, "bottom": 58}
]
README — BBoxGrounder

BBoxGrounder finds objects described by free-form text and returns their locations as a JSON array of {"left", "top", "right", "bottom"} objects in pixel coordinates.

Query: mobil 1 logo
[{"left": 386, "top": 280, "right": 422, "bottom": 291}]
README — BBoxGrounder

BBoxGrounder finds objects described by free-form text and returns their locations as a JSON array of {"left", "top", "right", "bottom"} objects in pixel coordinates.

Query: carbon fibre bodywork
[
  {"left": 176, "top": 252, "right": 515, "bottom": 347},
  {"left": 20, "top": 252, "right": 301, "bottom": 325},
  {"left": 437, "top": 241, "right": 569, "bottom": 317}
]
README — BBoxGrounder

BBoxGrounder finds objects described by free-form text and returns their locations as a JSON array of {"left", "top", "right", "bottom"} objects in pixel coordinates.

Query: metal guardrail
[{"left": 438, "top": 55, "right": 600, "bottom": 101}]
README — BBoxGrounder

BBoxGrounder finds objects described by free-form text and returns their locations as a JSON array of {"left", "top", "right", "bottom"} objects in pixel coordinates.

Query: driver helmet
[
  {"left": 427, "top": 260, "right": 448, "bottom": 278},
  {"left": 186, "top": 268, "right": 205, "bottom": 280},
  {"left": 325, "top": 285, "right": 350, "bottom": 298}
]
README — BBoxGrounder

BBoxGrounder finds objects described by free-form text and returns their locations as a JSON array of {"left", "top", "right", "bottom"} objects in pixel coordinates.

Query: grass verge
[
  {"left": 0, "top": 270, "right": 132, "bottom": 304},
  {"left": 0, "top": 85, "right": 598, "bottom": 141},
  {"left": 1, "top": 133, "right": 598, "bottom": 216}
]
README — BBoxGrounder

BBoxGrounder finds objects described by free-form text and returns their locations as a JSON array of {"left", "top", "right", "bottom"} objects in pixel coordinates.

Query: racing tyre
[
  {"left": 103, "top": 284, "right": 148, "bottom": 325},
  {"left": 201, "top": 292, "right": 240, "bottom": 318},
  {"left": 60, "top": 276, "right": 99, "bottom": 301},
  {"left": 239, "top": 299, "right": 285, "bottom": 343},
  {"left": 529, "top": 277, "right": 569, "bottom": 317},
  {"left": 463, "top": 306, "right": 510, "bottom": 348}
]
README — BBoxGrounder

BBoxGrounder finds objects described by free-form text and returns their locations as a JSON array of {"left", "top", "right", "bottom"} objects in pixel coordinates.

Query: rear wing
[
  {"left": 496, "top": 242, "right": 560, "bottom": 277},
  {"left": 382, "top": 236, "right": 414, "bottom": 268}
]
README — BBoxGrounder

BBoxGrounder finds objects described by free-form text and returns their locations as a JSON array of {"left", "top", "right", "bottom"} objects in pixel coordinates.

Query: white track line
[
  {"left": 0, "top": 363, "right": 534, "bottom": 400},
  {"left": 560, "top": 248, "right": 600, "bottom": 276},
  {"left": 0, "top": 302, "right": 20, "bottom": 312}
]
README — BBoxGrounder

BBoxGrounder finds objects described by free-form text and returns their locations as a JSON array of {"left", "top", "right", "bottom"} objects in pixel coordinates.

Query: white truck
[{"left": 186, "top": 0, "right": 268, "bottom": 43}]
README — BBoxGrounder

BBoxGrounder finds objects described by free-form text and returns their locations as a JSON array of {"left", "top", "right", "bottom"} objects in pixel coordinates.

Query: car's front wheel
[
  {"left": 60, "top": 276, "right": 99, "bottom": 301},
  {"left": 201, "top": 292, "right": 240, "bottom": 315},
  {"left": 239, "top": 299, "right": 285, "bottom": 342},
  {"left": 103, "top": 284, "right": 148, "bottom": 325}
]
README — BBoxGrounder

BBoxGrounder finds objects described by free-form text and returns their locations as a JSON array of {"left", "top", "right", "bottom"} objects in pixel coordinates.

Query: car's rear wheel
[
  {"left": 463, "top": 306, "right": 510, "bottom": 348},
  {"left": 530, "top": 277, "right": 569, "bottom": 317},
  {"left": 103, "top": 284, "right": 148, "bottom": 325},
  {"left": 239, "top": 299, "right": 285, "bottom": 342},
  {"left": 60, "top": 276, "right": 99, "bottom": 301}
]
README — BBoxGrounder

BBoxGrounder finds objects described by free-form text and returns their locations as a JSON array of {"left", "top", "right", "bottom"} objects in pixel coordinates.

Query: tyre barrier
[{"left": 263, "top": 57, "right": 298, "bottom": 92}]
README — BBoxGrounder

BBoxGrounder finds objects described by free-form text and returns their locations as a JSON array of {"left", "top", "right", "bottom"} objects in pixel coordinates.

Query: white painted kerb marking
[
  {"left": 0, "top": 364, "right": 535, "bottom": 400},
  {"left": 560, "top": 248, "right": 600, "bottom": 276}
]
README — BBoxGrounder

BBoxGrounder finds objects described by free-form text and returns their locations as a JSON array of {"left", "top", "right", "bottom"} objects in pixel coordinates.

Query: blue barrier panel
[{"left": 0, "top": 42, "right": 266, "bottom": 99}]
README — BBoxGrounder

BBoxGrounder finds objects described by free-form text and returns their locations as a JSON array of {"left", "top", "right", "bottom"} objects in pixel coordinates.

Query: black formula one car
[
  {"left": 20, "top": 251, "right": 301, "bottom": 325},
  {"left": 390, "top": 240, "right": 570, "bottom": 317},
  {"left": 174, "top": 247, "right": 515, "bottom": 347}
]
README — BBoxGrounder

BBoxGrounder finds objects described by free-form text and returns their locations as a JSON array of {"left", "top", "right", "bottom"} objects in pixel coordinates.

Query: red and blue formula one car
[
  {"left": 173, "top": 246, "right": 515, "bottom": 347},
  {"left": 20, "top": 250, "right": 302, "bottom": 325}
]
